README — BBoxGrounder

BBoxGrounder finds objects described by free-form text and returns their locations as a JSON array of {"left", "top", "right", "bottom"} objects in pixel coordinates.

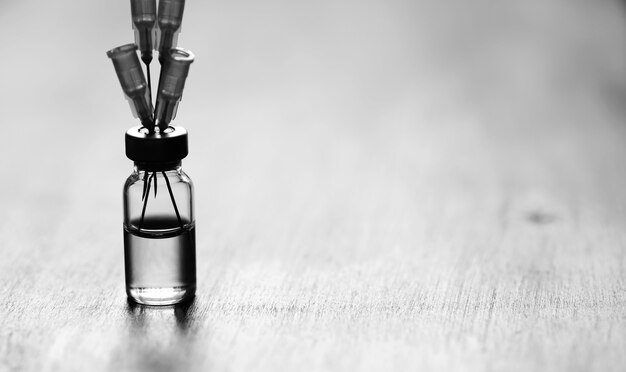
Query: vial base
[
  {"left": 124, "top": 217, "right": 196, "bottom": 306},
  {"left": 127, "top": 286, "right": 195, "bottom": 306}
]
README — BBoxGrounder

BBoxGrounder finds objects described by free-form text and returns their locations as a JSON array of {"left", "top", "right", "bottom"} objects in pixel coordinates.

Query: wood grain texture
[{"left": 1, "top": 0, "right": 626, "bottom": 371}]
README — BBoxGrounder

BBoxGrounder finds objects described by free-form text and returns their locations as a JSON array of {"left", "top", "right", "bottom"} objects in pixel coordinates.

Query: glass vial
[{"left": 123, "top": 126, "right": 196, "bottom": 305}]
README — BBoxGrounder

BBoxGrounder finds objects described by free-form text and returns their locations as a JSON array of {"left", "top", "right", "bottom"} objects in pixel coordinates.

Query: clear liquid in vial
[{"left": 124, "top": 216, "right": 196, "bottom": 305}]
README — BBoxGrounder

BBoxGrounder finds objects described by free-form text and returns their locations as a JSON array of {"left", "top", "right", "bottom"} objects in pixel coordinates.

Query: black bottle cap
[{"left": 125, "top": 125, "right": 188, "bottom": 163}]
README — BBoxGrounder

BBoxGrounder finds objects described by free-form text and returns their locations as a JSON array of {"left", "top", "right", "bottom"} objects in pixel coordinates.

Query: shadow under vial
[{"left": 113, "top": 298, "right": 199, "bottom": 372}]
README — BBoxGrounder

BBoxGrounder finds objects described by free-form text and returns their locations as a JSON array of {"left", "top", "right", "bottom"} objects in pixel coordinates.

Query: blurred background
[
  {"left": 1, "top": 0, "right": 625, "bottom": 257},
  {"left": 2, "top": 0, "right": 626, "bottom": 370},
  {"left": 0, "top": 0, "right": 624, "bottom": 196},
  {"left": 0, "top": 0, "right": 625, "bottom": 200}
]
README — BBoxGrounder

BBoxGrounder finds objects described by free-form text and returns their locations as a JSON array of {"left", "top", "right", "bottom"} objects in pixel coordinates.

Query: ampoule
[{"left": 123, "top": 125, "right": 196, "bottom": 305}]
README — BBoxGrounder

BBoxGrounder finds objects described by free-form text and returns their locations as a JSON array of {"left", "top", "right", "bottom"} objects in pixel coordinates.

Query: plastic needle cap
[
  {"left": 155, "top": 48, "right": 194, "bottom": 130},
  {"left": 107, "top": 44, "right": 154, "bottom": 129},
  {"left": 157, "top": 0, "right": 185, "bottom": 62},
  {"left": 130, "top": 0, "right": 157, "bottom": 65}
]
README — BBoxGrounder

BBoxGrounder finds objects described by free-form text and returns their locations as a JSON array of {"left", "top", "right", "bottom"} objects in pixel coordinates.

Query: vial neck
[{"left": 134, "top": 161, "right": 182, "bottom": 172}]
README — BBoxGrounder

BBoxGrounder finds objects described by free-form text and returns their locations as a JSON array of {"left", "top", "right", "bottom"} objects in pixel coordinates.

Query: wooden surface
[{"left": 1, "top": 0, "right": 626, "bottom": 371}]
